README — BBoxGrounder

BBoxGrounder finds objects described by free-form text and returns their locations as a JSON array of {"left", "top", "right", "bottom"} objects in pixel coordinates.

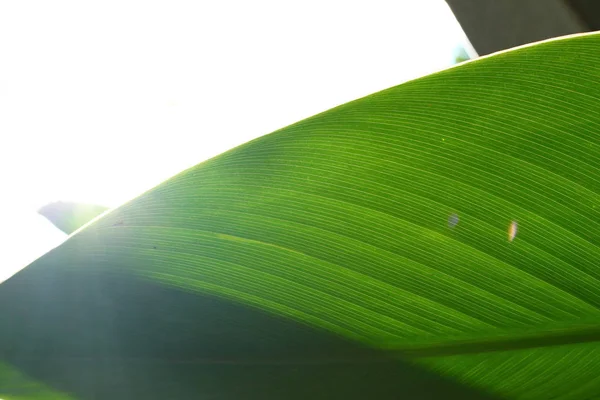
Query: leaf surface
[{"left": 4, "top": 33, "right": 600, "bottom": 399}]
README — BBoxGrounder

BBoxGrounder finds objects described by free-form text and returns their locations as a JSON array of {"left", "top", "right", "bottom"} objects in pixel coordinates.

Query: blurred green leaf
[
  {"left": 0, "top": 362, "right": 75, "bottom": 400},
  {"left": 453, "top": 45, "right": 471, "bottom": 64},
  {"left": 38, "top": 202, "right": 108, "bottom": 234},
  {"left": 4, "top": 32, "right": 600, "bottom": 399}
]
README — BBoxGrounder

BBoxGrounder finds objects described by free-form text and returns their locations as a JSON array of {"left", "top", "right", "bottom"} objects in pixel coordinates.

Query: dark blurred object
[
  {"left": 446, "top": 0, "right": 598, "bottom": 55},
  {"left": 568, "top": 0, "right": 600, "bottom": 30},
  {"left": 38, "top": 201, "right": 108, "bottom": 234}
]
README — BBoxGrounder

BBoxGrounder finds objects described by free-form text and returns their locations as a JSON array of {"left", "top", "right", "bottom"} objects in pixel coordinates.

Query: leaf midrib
[{"left": 387, "top": 323, "right": 600, "bottom": 358}]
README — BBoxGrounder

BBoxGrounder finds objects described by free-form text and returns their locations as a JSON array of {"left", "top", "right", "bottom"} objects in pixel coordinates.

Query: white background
[{"left": 0, "top": 0, "right": 469, "bottom": 280}]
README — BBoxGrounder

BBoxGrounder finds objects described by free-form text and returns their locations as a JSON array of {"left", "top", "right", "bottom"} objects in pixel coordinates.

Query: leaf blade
[{"left": 5, "top": 33, "right": 600, "bottom": 398}]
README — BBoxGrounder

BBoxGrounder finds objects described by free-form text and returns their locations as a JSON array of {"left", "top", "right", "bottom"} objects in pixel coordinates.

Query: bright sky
[{"left": 0, "top": 0, "right": 470, "bottom": 280}]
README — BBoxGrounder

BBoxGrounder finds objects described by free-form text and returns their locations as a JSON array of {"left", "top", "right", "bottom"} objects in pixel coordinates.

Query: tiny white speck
[{"left": 508, "top": 221, "right": 518, "bottom": 242}]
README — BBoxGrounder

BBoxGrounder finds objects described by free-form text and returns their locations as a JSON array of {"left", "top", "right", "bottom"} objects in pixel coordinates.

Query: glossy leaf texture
[{"left": 3, "top": 33, "right": 600, "bottom": 399}]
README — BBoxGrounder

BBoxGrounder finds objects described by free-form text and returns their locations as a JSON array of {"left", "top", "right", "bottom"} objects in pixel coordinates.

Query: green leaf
[
  {"left": 4, "top": 32, "right": 600, "bottom": 399},
  {"left": 0, "top": 362, "right": 75, "bottom": 400},
  {"left": 38, "top": 202, "right": 109, "bottom": 234}
]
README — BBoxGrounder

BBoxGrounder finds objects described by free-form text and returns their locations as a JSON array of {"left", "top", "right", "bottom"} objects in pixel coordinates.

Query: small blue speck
[{"left": 448, "top": 214, "right": 459, "bottom": 228}]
